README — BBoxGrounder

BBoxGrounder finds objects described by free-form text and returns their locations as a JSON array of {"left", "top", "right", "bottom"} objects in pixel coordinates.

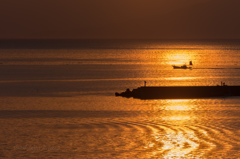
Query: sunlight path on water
[{"left": 139, "top": 99, "right": 238, "bottom": 158}]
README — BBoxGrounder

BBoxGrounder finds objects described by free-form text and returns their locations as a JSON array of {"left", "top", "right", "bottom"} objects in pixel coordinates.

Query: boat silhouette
[
  {"left": 173, "top": 64, "right": 192, "bottom": 69},
  {"left": 173, "top": 61, "right": 193, "bottom": 69}
]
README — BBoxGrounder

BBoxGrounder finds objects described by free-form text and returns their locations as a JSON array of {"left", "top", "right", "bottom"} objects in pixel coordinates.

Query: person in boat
[
  {"left": 189, "top": 61, "right": 193, "bottom": 65},
  {"left": 173, "top": 61, "right": 192, "bottom": 69}
]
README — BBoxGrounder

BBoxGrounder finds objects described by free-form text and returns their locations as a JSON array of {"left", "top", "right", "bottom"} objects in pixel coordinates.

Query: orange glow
[
  {"left": 143, "top": 99, "right": 217, "bottom": 158},
  {"left": 155, "top": 99, "right": 197, "bottom": 111},
  {"left": 164, "top": 77, "right": 199, "bottom": 81},
  {"left": 164, "top": 50, "right": 194, "bottom": 66}
]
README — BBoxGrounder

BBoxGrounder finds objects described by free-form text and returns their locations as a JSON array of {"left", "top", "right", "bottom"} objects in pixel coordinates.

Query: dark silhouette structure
[
  {"left": 172, "top": 61, "right": 193, "bottom": 69},
  {"left": 115, "top": 83, "right": 240, "bottom": 99},
  {"left": 189, "top": 61, "right": 193, "bottom": 65}
]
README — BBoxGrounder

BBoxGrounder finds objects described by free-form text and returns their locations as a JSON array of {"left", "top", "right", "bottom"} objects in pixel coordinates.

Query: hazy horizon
[{"left": 1, "top": 0, "right": 240, "bottom": 39}]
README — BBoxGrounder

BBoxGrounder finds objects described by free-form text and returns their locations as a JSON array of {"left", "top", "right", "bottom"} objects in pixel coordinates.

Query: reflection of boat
[
  {"left": 173, "top": 64, "right": 192, "bottom": 69},
  {"left": 115, "top": 83, "right": 240, "bottom": 99}
]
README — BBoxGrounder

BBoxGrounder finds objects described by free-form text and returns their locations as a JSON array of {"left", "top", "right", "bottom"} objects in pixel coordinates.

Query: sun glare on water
[
  {"left": 164, "top": 50, "right": 194, "bottom": 66},
  {"left": 142, "top": 99, "right": 217, "bottom": 158}
]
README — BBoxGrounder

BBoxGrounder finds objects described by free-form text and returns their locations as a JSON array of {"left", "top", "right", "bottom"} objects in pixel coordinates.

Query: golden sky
[{"left": 0, "top": 0, "right": 240, "bottom": 39}]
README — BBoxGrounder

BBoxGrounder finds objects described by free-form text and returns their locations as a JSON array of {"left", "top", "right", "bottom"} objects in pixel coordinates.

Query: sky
[{"left": 0, "top": 0, "right": 240, "bottom": 39}]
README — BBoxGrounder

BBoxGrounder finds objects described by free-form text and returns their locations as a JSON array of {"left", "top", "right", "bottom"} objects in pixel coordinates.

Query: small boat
[
  {"left": 172, "top": 61, "right": 193, "bottom": 69},
  {"left": 173, "top": 64, "right": 192, "bottom": 69}
]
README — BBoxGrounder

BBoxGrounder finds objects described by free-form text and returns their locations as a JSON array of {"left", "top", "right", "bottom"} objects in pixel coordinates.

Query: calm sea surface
[{"left": 0, "top": 40, "right": 240, "bottom": 158}]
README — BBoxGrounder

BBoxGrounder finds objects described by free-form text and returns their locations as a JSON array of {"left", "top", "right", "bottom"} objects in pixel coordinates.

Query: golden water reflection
[
  {"left": 146, "top": 99, "right": 215, "bottom": 158},
  {"left": 163, "top": 50, "right": 195, "bottom": 66},
  {"left": 153, "top": 99, "right": 197, "bottom": 112},
  {"left": 164, "top": 77, "right": 199, "bottom": 81},
  {"left": 163, "top": 99, "right": 196, "bottom": 111}
]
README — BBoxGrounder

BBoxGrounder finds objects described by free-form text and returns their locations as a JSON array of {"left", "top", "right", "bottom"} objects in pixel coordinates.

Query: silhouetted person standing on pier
[{"left": 144, "top": 81, "right": 146, "bottom": 87}]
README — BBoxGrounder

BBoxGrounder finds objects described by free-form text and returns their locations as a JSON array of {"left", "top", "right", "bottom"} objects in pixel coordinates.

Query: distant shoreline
[{"left": 0, "top": 39, "right": 240, "bottom": 49}]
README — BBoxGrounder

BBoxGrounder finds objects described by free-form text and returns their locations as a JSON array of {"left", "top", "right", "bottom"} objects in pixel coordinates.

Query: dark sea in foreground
[{"left": 0, "top": 39, "right": 240, "bottom": 158}]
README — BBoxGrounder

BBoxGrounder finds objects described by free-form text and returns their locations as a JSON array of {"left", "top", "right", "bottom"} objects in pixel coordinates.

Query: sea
[{"left": 0, "top": 39, "right": 240, "bottom": 158}]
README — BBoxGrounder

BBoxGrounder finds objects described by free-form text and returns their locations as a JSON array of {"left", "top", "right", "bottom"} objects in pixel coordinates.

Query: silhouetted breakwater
[{"left": 115, "top": 85, "right": 240, "bottom": 99}]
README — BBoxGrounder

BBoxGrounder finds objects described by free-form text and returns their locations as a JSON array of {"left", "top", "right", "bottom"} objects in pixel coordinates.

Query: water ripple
[{"left": 42, "top": 119, "right": 239, "bottom": 158}]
